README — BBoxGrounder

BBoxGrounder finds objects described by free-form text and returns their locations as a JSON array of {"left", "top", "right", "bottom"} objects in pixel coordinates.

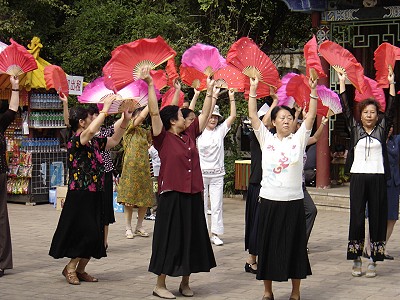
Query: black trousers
[
  {"left": 0, "top": 173, "right": 13, "bottom": 270},
  {"left": 347, "top": 173, "right": 387, "bottom": 261},
  {"left": 303, "top": 185, "right": 317, "bottom": 244}
]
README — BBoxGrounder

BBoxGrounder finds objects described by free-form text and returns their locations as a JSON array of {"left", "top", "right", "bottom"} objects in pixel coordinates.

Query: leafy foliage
[{"left": 0, "top": 0, "right": 312, "bottom": 194}]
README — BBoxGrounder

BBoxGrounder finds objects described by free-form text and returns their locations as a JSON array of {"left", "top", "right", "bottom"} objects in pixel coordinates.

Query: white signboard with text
[{"left": 67, "top": 75, "right": 84, "bottom": 95}]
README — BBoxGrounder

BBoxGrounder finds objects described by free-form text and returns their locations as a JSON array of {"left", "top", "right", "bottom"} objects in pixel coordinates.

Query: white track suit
[{"left": 197, "top": 121, "right": 230, "bottom": 235}]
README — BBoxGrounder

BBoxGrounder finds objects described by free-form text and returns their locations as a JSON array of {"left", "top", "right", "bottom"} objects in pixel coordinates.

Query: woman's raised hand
[
  {"left": 388, "top": 66, "right": 395, "bottom": 84},
  {"left": 140, "top": 66, "right": 153, "bottom": 85},
  {"left": 10, "top": 75, "right": 19, "bottom": 88},
  {"left": 337, "top": 71, "right": 346, "bottom": 83},
  {"left": 58, "top": 92, "right": 68, "bottom": 103},
  {"left": 174, "top": 79, "right": 181, "bottom": 90},
  {"left": 309, "top": 76, "right": 317, "bottom": 90},
  {"left": 102, "top": 94, "right": 116, "bottom": 112}
]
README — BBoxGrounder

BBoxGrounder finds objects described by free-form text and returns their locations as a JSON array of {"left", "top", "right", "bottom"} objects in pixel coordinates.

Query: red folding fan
[
  {"left": 213, "top": 65, "right": 246, "bottom": 92},
  {"left": 103, "top": 36, "right": 176, "bottom": 92},
  {"left": 319, "top": 40, "right": 366, "bottom": 93},
  {"left": 286, "top": 74, "right": 328, "bottom": 117},
  {"left": 160, "top": 87, "right": 185, "bottom": 109},
  {"left": 150, "top": 69, "right": 167, "bottom": 90},
  {"left": 355, "top": 76, "right": 386, "bottom": 112},
  {"left": 166, "top": 57, "right": 179, "bottom": 86},
  {"left": 374, "top": 42, "right": 400, "bottom": 88},
  {"left": 226, "top": 37, "right": 281, "bottom": 89},
  {"left": 0, "top": 38, "right": 37, "bottom": 76},
  {"left": 304, "top": 35, "right": 326, "bottom": 80},
  {"left": 44, "top": 65, "right": 69, "bottom": 96},
  {"left": 179, "top": 65, "right": 207, "bottom": 91},
  {"left": 181, "top": 43, "right": 227, "bottom": 76}
]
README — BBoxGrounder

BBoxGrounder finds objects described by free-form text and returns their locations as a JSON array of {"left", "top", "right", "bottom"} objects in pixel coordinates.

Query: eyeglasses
[{"left": 277, "top": 115, "right": 294, "bottom": 121}]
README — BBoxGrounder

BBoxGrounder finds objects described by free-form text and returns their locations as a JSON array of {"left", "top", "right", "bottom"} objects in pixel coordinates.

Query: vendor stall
[{"left": 1, "top": 37, "right": 68, "bottom": 205}]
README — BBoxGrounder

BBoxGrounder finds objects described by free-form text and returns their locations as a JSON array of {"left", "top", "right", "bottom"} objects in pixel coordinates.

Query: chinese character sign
[{"left": 67, "top": 75, "right": 84, "bottom": 95}]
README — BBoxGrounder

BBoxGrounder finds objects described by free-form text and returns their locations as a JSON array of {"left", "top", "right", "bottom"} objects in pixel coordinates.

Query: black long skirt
[
  {"left": 245, "top": 183, "right": 260, "bottom": 255},
  {"left": 148, "top": 191, "right": 216, "bottom": 276},
  {"left": 103, "top": 171, "right": 115, "bottom": 225},
  {"left": 257, "top": 198, "right": 311, "bottom": 281},
  {"left": 49, "top": 190, "right": 106, "bottom": 259},
  {"left": 0, "top": 173, "right": 12, "bottom": 270}
]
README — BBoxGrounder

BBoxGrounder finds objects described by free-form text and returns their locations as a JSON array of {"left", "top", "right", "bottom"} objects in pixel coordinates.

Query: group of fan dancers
[{"left": 1, "top": 36, "right": 399, "bottom": 300}]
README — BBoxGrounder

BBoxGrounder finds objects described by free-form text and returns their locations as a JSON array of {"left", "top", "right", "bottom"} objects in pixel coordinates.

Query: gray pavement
[{"left": 1, "top": 198, "right": 400, "bottom": 300}]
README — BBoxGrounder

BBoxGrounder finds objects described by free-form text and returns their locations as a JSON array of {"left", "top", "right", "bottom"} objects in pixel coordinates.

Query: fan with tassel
[
  {"left": 319, "top": 40, "right": 366, "bottom": 93},
  {"left": 374, "top": 42, "right": 400, "bottom": 88},
  {"left": 213, "top": 65, "right": 246, "bottom": 92},
  {"left": 181, "top": 43, "right": 227, "bottom": 76},
  {"left": 0, "top": 38, "right": 37, "bottom": 76},
  {"left": 103, "top": 36, "right": 176, "bottom": 92},
  {"left": 304, "top": 35, "right": 326, "bottom": 81},
  {"left": 355, "top": 76, "right": 386, "bottom": 112},
  {"left": 44, "top": 65, "right": 69, "bottom": 96},
  {"left": 180, "top": 65, "right": 207, "bottom": 91},
  {"left": 226, "top": 37, "right": 281, "bottom": 89}
]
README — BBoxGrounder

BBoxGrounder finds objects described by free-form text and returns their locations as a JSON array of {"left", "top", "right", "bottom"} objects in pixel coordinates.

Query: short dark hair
[
  {"left": 69, "top": 106, "right": 89, "bottom": 132},
  {"left": 270, "top": 105, "right": 295, "bottom": 122},
  {"left": 87, "top": 104, "right": 99, "bottom": 116},
  {"left": 160, "top": 105, "right": 180, "bottom": 130},
  {"left": 181, "top": 108, "right": 194, "bottom": 119},
  {"left": 358, "top": 98, "right": 380, "bottom": 114}
]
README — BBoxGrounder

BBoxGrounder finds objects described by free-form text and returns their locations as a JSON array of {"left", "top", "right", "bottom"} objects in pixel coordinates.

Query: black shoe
[
  {"left": 244, "top": 262, "right": 257, "bottom": 274},
  {"left": 362, "top": 251, "right": 370, "bottom": 259},
  {"left": 384, "top": 254, "right": 394, "bottom": 260},
  {"left": 0, "top": 269, "right": 4, "bottom": 277}
]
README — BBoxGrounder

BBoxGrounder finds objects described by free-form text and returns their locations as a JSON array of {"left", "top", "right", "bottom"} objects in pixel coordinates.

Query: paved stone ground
[{"left": 1, "top": 198, "right": 400, "bottom": 300}]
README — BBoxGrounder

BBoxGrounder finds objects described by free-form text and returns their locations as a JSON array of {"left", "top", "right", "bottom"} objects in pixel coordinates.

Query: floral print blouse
[{"left": 67, "top": 133, "right": 107, "bottom": 191}]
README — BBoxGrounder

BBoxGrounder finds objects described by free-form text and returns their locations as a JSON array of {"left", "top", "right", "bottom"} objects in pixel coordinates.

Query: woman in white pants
[{"left": 197, "top": 90, "right": 236, "bottom": 245}]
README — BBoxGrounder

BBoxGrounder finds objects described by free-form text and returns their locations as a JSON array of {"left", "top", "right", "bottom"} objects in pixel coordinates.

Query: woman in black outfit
[
  {"left": 0, "top": 76, "right": 19, "bottom": 277},
  {"left": 49, "top": 95, "right": 131, "bottom": 285}
]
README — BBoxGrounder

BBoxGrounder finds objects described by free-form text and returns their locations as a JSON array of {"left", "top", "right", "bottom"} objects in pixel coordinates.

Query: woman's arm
[
  {"left": 308, "top": 116, "right": 328, "bottom": 145},
  {"left": 225, "top": 89, "right": 237, "bottom": 128},
  {"left": 170, "top": 80, "right": 181, "bottom": 106},
  {"left": 304, "top": 77, "right": 317, "bottom": 131},
  {"left": 80, "top": 94, "right": 114, "bottom": 145},
  {"left": 385, "top": 68, "right": 396, "bottom": 128},
  {"left": 262, "top": 86, "right": 278, "bottom": 129},
  {"left": 198, "top": 78, "right": 216, "bottom": 131},
  {"left": 9, "top": 76, "right": 19, "bottom": 112},
  {"left": 189, "top": 88, "right": 200, "bottom": 111},
  {"left": 142, "top": 68, "right": 163, "bottom": 136},
  {"left": 248, "top": 77, "right": 261, "bottom": 130},
  {"left": 337, "top": 71, "right": 354, "bottom": 131},
  {"left": 59, "top": 92, "right": 70, "bottom": 127},
  {"left": 106, "top": 110, "right": 133, "bottom": 150}
]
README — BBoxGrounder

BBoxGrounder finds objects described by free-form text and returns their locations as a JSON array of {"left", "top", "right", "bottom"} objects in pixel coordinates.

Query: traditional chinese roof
[
  {"left": 0, "top": 37, "right": 52, "bottom": 99},
  {"left": 281, "top": 0, "right": 328, "bottom": 12}
]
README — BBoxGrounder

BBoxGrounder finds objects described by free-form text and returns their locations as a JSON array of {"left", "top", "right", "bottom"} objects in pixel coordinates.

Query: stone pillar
[{"left": 315, "top": 22, "right": 331, "bottom": 189}]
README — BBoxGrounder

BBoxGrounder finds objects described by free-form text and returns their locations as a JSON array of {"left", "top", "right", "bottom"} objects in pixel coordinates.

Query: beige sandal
[
  {"left": 134, "top": 228, "right": 149, "bottom": 237},
  {"left": 62, "top": 266, "right": 80, "bottom": 285}
]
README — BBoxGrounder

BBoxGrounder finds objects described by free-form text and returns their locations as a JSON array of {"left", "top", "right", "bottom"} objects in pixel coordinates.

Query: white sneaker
[
  {"left": 207, "top": 209, "right": 211, "bottom": 215},
  {"left": 210, "top": 235, "right": 223, "bottom": 246},
  {"left": 366, "top": 262, "right": 377, "bottom": 278},
  {"left": 126, "top": 229, "right": 134, "bottom": 239}
]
